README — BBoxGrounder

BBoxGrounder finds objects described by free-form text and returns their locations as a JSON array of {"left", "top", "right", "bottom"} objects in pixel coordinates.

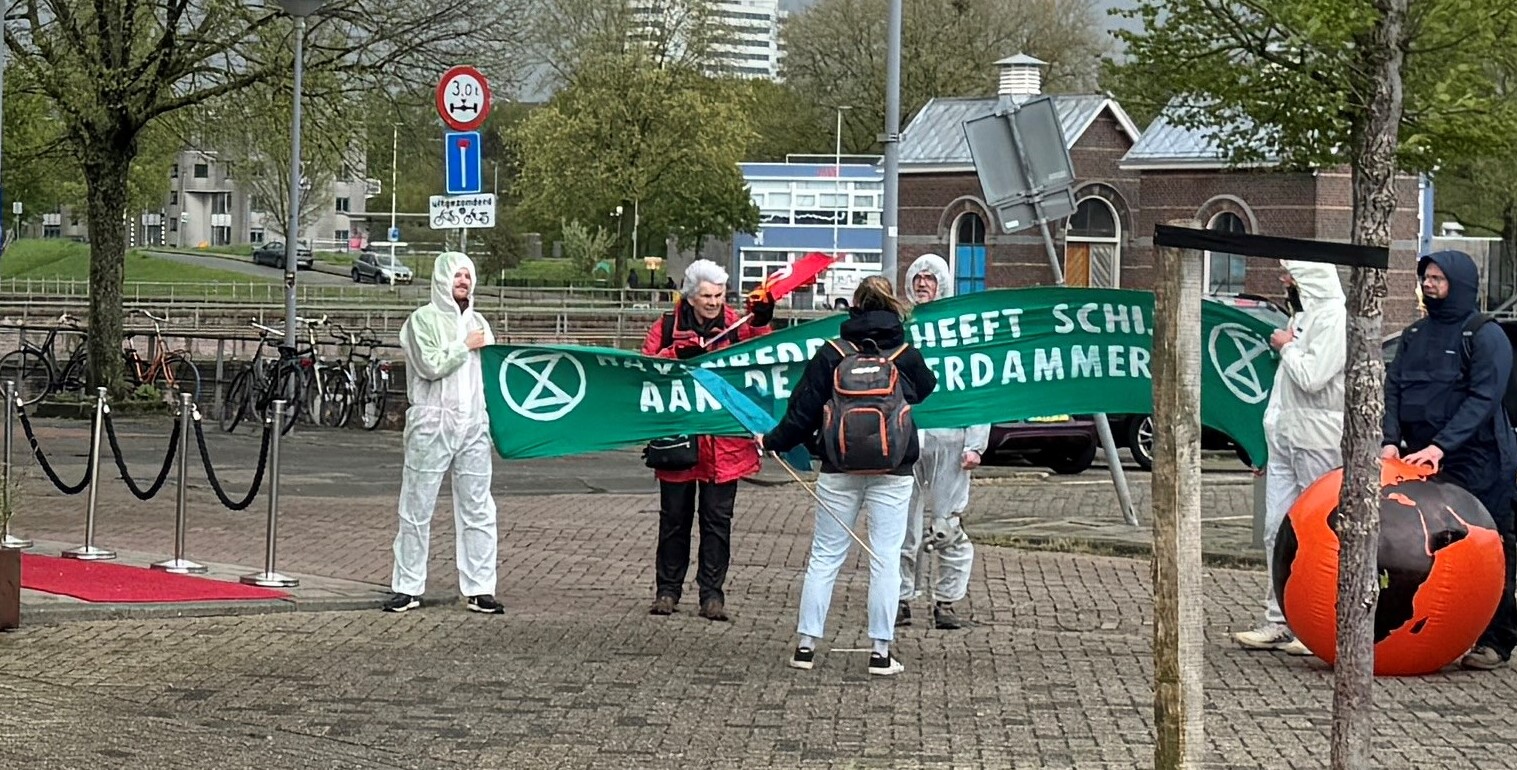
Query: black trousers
[
  {"left": 1476, "top": 482, "right": 1517, "bottom": 658},
  {"left": 655, "top": 480, "right": 737, "bottom": 605}
]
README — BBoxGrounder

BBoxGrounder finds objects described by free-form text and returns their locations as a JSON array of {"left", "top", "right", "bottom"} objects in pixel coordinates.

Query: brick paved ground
[{"left": 1, "top": 417, "right": 1515, "bottom": 768}]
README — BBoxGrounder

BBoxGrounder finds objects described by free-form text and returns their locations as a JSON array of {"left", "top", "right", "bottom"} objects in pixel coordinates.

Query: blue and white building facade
[{"left": 735, "top": 161, "right": 883, "bottom": 309}]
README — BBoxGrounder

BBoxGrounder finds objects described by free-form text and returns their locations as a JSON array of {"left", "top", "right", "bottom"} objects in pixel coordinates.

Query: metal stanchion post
[
  {"left": 153, "top": 393, "right": 206, "bottom": 574},
  {"left": 62, "top": 387, "right": 116, "bottom": 560},
  {"left": 1, "top": 379, "right": 32, "bottom": 549},
  {"left": 242, "top": 400, "right": 298, "bottom": 587}
]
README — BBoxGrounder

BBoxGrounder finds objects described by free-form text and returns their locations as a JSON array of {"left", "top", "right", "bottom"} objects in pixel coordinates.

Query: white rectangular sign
[{"left": 429, "top": 193, "right": 496, "bottom": 230}]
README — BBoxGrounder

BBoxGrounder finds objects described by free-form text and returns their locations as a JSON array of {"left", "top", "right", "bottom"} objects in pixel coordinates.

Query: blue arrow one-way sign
[{"left": 444, "top": 131, "right": 483, "bottom": 195}]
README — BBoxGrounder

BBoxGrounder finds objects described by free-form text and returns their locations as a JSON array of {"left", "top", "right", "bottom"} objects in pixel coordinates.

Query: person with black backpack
[
  {"left": 757, "top": 275, "right": 938, "bottom": 676},
  {"left": 1384, "top": 249, "right": 1517, "bottom": 670}
]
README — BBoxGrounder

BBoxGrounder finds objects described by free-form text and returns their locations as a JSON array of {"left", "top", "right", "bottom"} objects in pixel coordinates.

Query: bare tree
[
  {"left": 523, "top": 0, "right": 724, "bottom": 91},
  {"left": 5, "top": 0, "right": 528, "bottom": 393},
  {"left": 781, "top": 0, "right": 1109, "bottom": 153}
]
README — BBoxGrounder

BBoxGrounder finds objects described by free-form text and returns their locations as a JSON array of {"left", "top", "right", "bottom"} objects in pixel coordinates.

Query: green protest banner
[{"left": 482, "top": 287, "right": 1278, "bottom": 464}]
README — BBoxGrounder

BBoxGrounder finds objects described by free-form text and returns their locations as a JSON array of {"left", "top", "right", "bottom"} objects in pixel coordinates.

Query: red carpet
[{"left": 21, "top": 554, "right": 291, "bottom": 603}]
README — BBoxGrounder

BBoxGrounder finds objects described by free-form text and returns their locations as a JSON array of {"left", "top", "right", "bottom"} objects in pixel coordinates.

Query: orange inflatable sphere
[{"left": 1272, "top": 458, "right": 1505, "bottom": 676}]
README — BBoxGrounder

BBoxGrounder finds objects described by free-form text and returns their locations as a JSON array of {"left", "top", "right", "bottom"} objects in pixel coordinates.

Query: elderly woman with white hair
[{"left": 639, "top": 259, "right": 776, "bottom": 621}]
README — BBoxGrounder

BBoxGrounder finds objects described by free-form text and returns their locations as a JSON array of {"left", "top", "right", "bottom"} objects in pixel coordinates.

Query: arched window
[
  {"left": 952, "top": 213, "right": 987, "bottom": 294},
  {"left": 1206, "top": 212, "right": 1248, "bottom": 294},
  {"left": 1064, "top": 197, "right": 1121, "bottom": 287}
]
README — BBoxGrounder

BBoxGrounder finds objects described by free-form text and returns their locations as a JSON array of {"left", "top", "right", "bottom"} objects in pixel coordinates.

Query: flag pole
[{"left": 769, "top": 450, "right": 879, "bottom": 563}]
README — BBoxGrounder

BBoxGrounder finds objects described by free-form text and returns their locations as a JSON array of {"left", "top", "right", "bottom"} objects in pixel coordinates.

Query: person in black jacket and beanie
[{"left": 758, "top": 276, "right": 938, "bottom": 676}]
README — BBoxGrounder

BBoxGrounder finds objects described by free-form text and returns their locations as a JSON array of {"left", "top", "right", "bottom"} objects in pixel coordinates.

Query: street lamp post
[
  {"left": 276, "top": 0, "right": 326, "bottom": 347},
  {"left": 882, "top": 0, "right": 902, "bottom": 289},
  {"left": 832, "top": 105, "right": 851, "bottom": 259}
]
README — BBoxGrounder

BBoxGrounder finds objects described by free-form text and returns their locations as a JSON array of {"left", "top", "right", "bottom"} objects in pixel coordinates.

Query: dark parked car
[
  {"left": 252, "top": 241, "right": 314, "bottom": 270},
  {"left": 982, "top": 414, "right": 1100, "bottom": 475},
  {"left": 351, "top": 251, "right": 414, "bottom": 284}
]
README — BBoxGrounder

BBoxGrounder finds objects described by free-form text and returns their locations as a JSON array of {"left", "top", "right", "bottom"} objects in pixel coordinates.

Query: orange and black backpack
[{"left": 820, "top": 338, "right": 914, "bottom": 473}]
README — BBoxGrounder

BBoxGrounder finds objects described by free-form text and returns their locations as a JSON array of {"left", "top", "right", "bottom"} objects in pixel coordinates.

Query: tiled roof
[
  {"left": 899, "top": 94, "right": 1137, "bottom": 167},
  {"left": 1120, "top": 102, "right": 1280, "bottom": 168}
]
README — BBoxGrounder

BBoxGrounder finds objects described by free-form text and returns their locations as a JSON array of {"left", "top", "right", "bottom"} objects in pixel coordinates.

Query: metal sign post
[{"left": 962, "top": 98, "right": 1137, "bottom": 527}]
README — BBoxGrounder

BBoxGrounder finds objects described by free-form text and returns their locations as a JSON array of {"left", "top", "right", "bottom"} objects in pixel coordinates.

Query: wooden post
[{"left": 1152, "top": 218, "right": 1205, "bottom": 768}]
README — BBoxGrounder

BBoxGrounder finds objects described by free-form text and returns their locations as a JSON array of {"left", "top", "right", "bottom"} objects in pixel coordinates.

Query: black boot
[
  {"left": 933, "top": 602, "right": 968, "bottom": 630},
  {"left": 895, "top": 600, "right": 911, "bottom": 627}
]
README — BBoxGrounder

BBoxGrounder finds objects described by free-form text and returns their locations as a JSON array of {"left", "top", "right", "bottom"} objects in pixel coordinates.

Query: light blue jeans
[{"left": 797, "top": 472, "right": 915, "bottom": 643}]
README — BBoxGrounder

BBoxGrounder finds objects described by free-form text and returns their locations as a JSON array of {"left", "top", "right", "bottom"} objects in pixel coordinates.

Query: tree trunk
[
  {"left": 1152, "top": 218, "right": 1205, "bottom": 769},
  {"left": 1334, "top": 0, "right": 1407, "bottom": 766},
  {"left": 82, "top": 143, "right": 136, "bottom": 399}
]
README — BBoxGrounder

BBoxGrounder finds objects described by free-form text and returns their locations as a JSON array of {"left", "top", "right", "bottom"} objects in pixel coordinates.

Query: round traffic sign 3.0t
[{"left": 436, "top": 65, "right": 492, "bottom": 132}]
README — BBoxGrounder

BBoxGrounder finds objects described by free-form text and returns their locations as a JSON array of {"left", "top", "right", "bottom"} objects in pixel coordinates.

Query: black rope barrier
[
  {"left": 102, "top": 409, "right": 179, "bottom": 501},
  {"left": 15, "top": 402, "right": 91, "bottom": 495},
  {"left": 193, "top": 412, "right": 271, "bottom": 511}
]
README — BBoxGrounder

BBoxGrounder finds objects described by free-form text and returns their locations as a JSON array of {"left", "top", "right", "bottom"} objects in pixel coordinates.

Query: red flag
[
  {"left": 746, "top": 252, "right": 838, "bottom": 304},
  {"left": 700, "top": 253, "right": 840, "bottom": 350}
]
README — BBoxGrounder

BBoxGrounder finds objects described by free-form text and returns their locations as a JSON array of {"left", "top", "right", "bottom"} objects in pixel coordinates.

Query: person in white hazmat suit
[
  {"left": 896, "top": 254, "right": 987, "bottom": 630},
  {"left": 1233, "top": 260, "right": 1346, "bottom": 654},
  {"left": 382, "top": 252, "right": 504, "bottom": 615}
]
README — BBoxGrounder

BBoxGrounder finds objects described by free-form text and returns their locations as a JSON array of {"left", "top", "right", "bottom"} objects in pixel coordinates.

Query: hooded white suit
[
  {"left": 899, "top": 254, "right": 986, "bottom": 605},
  {"left": 391, "top": 252, "right": 500, "bottom": 598},
  {"left": 1259, "top": 260, "right": 1346, "bottom": 625}
]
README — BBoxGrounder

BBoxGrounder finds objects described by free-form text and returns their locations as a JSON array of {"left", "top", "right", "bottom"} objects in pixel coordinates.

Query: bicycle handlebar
[{"left": 139, "top": 309, "right": 170, "bottom": 324}]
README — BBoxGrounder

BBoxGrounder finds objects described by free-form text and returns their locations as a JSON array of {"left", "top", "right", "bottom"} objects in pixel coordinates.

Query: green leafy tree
[
  {"left": 511, "top": 54, "right": 757, "bottom": 280},
  {"left": 1433, "top": 63, "right": 1517, "bottom": 281},
  {"left": 1109, "top": 1, "right": 1517, "bottom": 765},
  {"left": 559, "top": 219, "right": 614, "bottom": 277},
  {"left": 5, "top": 0, "right": 528, "bottom": 394},
  {"left": 781, "top": 0, "right": 1109, "bottom": 153}
]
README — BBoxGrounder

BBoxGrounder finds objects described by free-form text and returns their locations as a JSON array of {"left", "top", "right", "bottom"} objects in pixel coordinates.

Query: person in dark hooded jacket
[
  {"left": 1383, "top": 249, "right": 1517, "bottom": 670},
  {"left": 759, "top": 275, "right": 937, "bottom": 677}
]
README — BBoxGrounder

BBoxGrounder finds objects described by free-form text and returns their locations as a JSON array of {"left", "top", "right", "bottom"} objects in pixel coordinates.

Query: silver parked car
[{"left": 351, "top": 251, "right": 414, "bottom": 284}]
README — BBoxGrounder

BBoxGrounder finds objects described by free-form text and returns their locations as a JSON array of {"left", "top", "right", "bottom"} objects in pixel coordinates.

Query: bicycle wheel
[
  {"left": 220, "top": 368, "right": 251, "bottom": 433},
  {"left": 317, "top": 369, "right": 355, "bottom": 429},
  {"left": 268, "top": 362, "right": 304, "bottom": 435},
  {"left": 155, "top": 354, "right": 202, "bottom": 406},
  {"left": 0, "top": 350, "right": 53, "bottom": 407},
  {"left": 358, "top": 364, "right": 389, "bottom": 431},
  {"left": 57, "top": 353, "right": 89, "bottom": 400}
]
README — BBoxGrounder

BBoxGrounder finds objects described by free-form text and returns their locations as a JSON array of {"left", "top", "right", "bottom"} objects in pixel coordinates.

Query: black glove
[
  {"left": 674, "top": 343, "right": 705, "bottom": 360},
  {"left": 748, "top": 294, "right": 775, "bottom": 326}
]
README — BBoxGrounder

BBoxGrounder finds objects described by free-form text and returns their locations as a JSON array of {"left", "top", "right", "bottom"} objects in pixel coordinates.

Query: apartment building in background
[
  {"left": 630, "top": 0, "right": 785, "bottom": 80},
  {"left": 165, "top": 148, "right": 375, "bottom": 250}
]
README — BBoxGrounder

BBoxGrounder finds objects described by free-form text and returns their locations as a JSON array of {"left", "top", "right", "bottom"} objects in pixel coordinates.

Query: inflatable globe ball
[{"left": 1271, "top": 458, "right": 1505, "bottom": 676}]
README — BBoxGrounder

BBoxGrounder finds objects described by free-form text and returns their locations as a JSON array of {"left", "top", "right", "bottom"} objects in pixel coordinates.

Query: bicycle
[
  {"left": 0, "top": 313, "right": 89, "bottom": 406},
  {"left": 123, "top": 310, "right": 201, "bottom": 405},
  {"left": 221, "top": 319, "right": 318, "bottom": 435},
  {"left": 317, "top": 323, "right": 392, "bottom": 430}
]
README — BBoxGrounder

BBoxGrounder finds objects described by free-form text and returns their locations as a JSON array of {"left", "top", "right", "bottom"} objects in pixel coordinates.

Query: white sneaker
[
  {"left": 1278, "top": 638, "right": 1313, "bottom": 657},
  {"left": 868, "top": 653, "right": 905, "bottom": 676},
  {"left": 1234, "top": 622, "right": 1294, "bottom": 650}
]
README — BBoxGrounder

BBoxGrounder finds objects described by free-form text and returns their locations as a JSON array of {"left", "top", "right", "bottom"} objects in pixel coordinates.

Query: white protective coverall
[
  {"left": 391, "top": 252, "right": 500, "bottom": 598},
  {"left": 1259, "top": 260, "right": 1346, "bottom": 624},
  {"left": 899, "top": 254, "right": 987, "bottom": 604}
]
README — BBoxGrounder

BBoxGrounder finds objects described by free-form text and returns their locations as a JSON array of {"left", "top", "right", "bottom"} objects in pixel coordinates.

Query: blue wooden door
[{"left": 955, "top": 244, "right": 986, "bottom": 295}]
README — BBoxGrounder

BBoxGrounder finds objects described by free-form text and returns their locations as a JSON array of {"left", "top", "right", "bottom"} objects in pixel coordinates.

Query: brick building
[{"left": 897, "top": 55, "right": 1432, "bottom": 327}]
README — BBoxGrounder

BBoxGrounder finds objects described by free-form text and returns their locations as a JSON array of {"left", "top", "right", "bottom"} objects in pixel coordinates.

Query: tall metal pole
[
  {"left": 832, "top": 105, "right": 847, "bottom": 257},
  {"left": 881, "top": 0, "right": 902, "bottom": 290},
  {"left": 389, "top": 122, "right": 399, "bottom": 264},
  {"left": 242, "top": 400, "right": 299, "bottom": 587},
  {"left": 0, "top": 19, "right": 7, "bottom": 246},
  {"left": 152, "top": 393, "right": 205, "bottom": 573},
  {"left": 283, "top": 16, "right": 308, "bottom": 347},
  {"left": 1, "top": 380, "right": 30, "bottom": 550}
]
